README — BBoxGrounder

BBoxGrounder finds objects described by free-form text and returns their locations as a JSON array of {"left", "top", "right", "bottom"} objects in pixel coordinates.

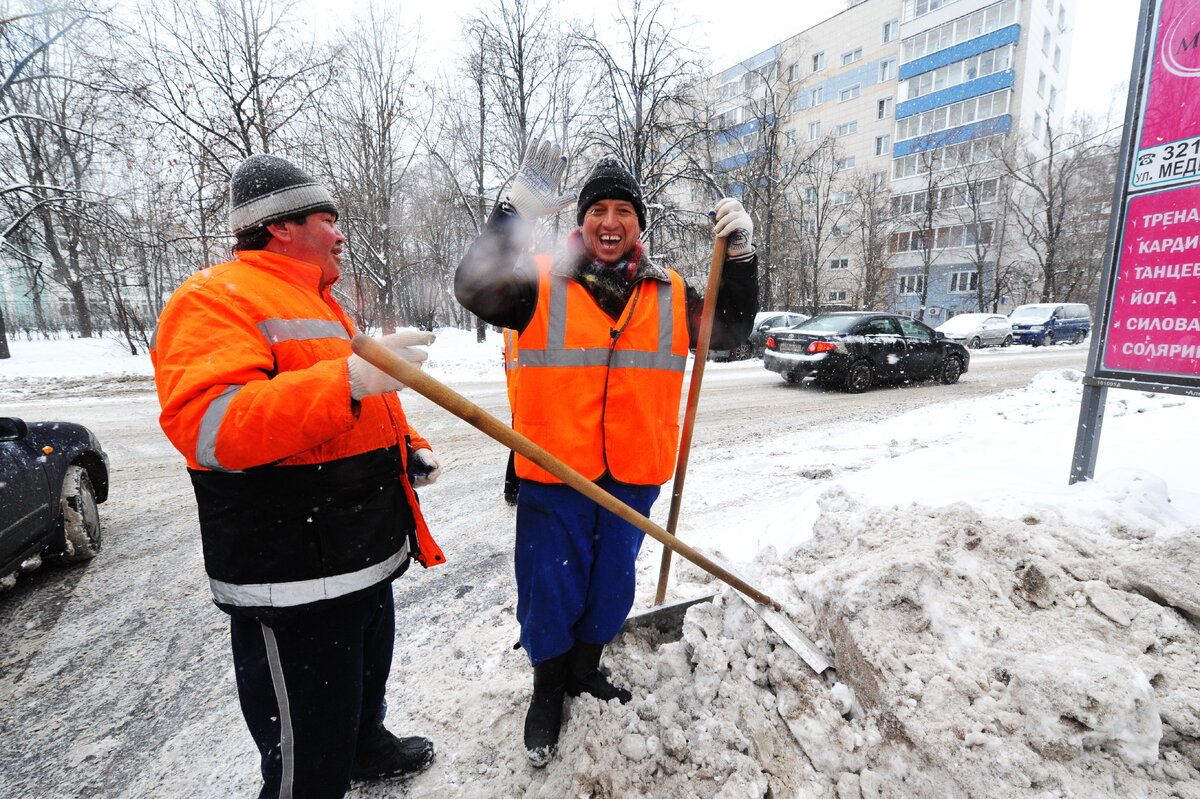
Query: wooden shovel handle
[
  {"left": 351, "top": 334, "right": 781, "bottom": 611},
  {"left": 655, "top": 235, "right": 727, "bottom": 604}
]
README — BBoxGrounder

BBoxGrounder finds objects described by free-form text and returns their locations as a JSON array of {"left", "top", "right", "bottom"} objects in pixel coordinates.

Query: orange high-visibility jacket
[
  {"left": 152, "top": 250, "right": 444, "bottom": 569},
  {"left": 513, "top": 255, "right": 688, "bottom": 485},
  {"left": 503, "top": 327, "right": 520, "bottom": 411}
]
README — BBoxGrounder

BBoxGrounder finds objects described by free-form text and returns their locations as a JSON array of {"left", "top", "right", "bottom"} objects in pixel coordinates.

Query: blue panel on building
[
  {"left": 898, "top": 24, "right": 1020, "bottom": 81},
  {"left": 892, "top": 115, "right": 1011, "bottom": 157},
  {"left": 796, "top": 58, "right": 892, "bottom": 111},
  {"left": 715, "top": 151, "right": 755, "bottom": 172},
  {"left": 895, "top": 70, "right": 1015, "bottom": 119},
  {"left": 715, "top": 117, "right": 763, "bottom": 146}
]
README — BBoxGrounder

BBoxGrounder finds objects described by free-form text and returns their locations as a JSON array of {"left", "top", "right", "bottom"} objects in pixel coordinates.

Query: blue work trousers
[{"left": 515, "top": 477, "right": 660, "bottom": 665}]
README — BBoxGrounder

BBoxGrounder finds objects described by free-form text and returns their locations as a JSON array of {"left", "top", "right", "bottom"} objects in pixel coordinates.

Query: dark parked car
[
  {"left": 763, "top": 311, "right": 970, "bottom": 392},
  {"left": 0, "top": 417, "right": 108, "bottom": 590},
  {"left": 709, "top": 311, "right": 809, "bottom": 361}
]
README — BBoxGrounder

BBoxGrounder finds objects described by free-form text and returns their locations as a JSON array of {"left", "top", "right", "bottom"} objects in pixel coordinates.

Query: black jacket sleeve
[
  {"left": 688, "top": 252, "right": 759, "bottom": 350},
  {"left": 454, "top": 205, "right": 539, "bottom": 331}
]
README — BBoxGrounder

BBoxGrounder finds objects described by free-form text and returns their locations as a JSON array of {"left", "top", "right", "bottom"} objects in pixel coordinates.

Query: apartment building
[{"left": 694, "top": 0, "right": 1074, "bottom": 318}]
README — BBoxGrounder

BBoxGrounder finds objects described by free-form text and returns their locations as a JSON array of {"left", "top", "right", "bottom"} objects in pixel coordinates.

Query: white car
[{"left": 935, "top": 313, "right": 1013, "bottom": 349}]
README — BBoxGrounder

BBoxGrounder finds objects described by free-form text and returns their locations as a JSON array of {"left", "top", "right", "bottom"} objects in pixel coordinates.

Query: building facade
[{"left": 692, "top": 0, "right": 1074, "bottom": 319}]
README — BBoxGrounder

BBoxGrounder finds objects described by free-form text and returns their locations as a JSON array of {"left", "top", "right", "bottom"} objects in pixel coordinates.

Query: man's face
[
  {"left": 581, "top": 199, "right": 641, "bottom": 264},
  {"left": 267, "top": 213, "right": 345, "bottom": 285}
]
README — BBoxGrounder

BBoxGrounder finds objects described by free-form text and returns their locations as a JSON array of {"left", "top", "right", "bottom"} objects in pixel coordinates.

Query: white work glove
[
  {"left": 711, "top": 197, "right": 755, "bottom": 262},
  {"left": 347, "top": 330, "right": 436, "bottom": 400},
  {"left": 408, "top": 448, "right": 442, "bottom": 487},
  {"left": 504, "top": 139, "right": 576, "bottom": 218}
]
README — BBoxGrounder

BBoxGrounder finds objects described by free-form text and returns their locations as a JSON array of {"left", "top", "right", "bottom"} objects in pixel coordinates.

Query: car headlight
[{"left": 1028, "top": 325, "right": 1044, "bottom": 331}]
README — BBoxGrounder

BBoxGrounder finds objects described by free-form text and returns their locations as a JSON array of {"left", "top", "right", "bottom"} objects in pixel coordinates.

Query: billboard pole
[{"left": 1070, "top": 0, "right": 1164, "bottom": 484}]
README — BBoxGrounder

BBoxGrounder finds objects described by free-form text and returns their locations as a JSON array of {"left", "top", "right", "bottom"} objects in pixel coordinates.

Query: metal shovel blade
[{"left": 622, "top": 594, "right": 716, "bottom": 641}]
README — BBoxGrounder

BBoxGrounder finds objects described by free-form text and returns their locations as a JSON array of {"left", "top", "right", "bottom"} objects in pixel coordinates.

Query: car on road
[
  {"left": 935, "top": 312, "right": 1013, "bottom": 348},
  {"left": 0, "top": 417, "right": 108, "bottom": 590},
  {"left": 709, "top": 310, "right": 809, "bottom": 361},
  {"left": 763, "top": 311, "right": 970, "bottom": 392},
  {"left": 1008, "top": 303, "right": 1091, "bottom": 346}
]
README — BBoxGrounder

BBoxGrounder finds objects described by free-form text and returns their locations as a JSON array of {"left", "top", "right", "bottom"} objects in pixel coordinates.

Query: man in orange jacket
[
  {"left": 152, "top": 154, "right": 444, "bottom": 798},
  {"left": 455, "top": 141, "right": 758, "bottom": 767}
]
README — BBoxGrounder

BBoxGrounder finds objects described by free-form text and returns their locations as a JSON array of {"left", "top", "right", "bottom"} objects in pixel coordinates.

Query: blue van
[{"left": 1008, "top": 303, "right": 1091, "bottom": 346}]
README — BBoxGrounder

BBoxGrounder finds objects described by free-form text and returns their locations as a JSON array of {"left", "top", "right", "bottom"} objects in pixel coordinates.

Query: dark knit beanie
[
  {"left": 229, "top": 154, "right": 338, "bottom": 235},
  {"left": 576, "top": 155, "right": 646, "bottom": 230}
]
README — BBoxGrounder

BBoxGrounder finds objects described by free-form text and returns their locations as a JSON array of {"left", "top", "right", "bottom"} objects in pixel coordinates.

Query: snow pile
[{"left": 501, "top": 488, "right": 1200, "bottom": 799}]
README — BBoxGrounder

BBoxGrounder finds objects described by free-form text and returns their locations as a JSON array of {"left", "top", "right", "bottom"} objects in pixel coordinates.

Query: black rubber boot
[
  {"left": 524, "top": 652, "right": 569, "bottom": 768},
  {"left": 565, "top": 641, "right": 632, "bottom": 704},
  {"left": 352, "top": 727, "right": 435, "bottom": 781}
]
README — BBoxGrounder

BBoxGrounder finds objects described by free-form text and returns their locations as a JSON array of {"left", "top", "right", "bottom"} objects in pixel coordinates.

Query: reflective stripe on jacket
[
  {"left": 151, "top": 250, "right": 443, "bottom": 617},
  {"left": 503, "top": 327, "right": 520, "bottom": 411},
  {"left": 513, "top": 255, "right": 688, "bottom": 485}
]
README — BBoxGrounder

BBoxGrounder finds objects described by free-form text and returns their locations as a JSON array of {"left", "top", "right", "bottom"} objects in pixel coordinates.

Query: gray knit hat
[
  {"left": 229, "top": 154, "right": 337, "bottom": 235},
  {"left": 576, "top": 155, "right": 646, "bottom": 230}
]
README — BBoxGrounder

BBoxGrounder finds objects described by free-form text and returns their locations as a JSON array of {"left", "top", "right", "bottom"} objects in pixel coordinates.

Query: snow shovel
[{"left": 350, "top": 335, "right": 834, "bottom": 678}]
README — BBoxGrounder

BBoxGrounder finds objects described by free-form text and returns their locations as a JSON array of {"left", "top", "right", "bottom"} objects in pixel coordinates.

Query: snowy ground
[{"left": 1, "top": 331, "right": 1198, "bottom": 798}]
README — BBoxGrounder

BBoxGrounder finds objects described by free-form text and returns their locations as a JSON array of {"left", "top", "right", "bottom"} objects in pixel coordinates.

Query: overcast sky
[{"left": 377, "top": 0, "right": 1142, "bottom": 121}]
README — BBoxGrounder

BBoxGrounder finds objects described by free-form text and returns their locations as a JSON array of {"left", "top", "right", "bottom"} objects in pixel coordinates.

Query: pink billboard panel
[
  {"left": 1130, "top": 0, "right": 1200, "bottom": 191},
  {"left": 1104, "top": 184, "right": 1200, "bottom": 376}
]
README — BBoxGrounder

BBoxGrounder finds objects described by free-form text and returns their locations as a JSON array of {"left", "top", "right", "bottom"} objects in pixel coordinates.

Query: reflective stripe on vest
[
  {"left": 257, "top": 317, "right": 349, "bottom": 345},
  {"left": 209, "top": 541, "right": 410, "bottom": 608}
]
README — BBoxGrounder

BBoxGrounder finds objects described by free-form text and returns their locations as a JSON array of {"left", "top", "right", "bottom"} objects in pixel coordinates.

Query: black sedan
[
  {"left": 763, "top": 312, "right": 970, "bottom": 392},
  {"left": 0, "top": 417, "right": 108, "bottom": 590}
]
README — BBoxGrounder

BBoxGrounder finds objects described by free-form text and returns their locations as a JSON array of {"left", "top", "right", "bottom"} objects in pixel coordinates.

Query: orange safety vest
[
  {"left": 513, "top": 255, "right": 688, "bottom": 485},
  {"left": 503, "top": 327, "right": 520, "bottom": 412},
  {"left": 152, "top": 250, "right": 444, "bottom": 569}
]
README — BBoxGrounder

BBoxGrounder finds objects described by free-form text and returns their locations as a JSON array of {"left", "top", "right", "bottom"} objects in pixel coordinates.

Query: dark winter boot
[
  {"left": 352, "top": 727, "right": 436, "bottom": 781},
  {"left": 565, "top": 641, "right": 632, "bottom": 704},
  {"left": 524, "top": 652, "right": 569, "bottom": 768}
]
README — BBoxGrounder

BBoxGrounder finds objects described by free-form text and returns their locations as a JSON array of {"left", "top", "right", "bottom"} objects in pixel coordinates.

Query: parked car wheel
[
  {"left": 1071, "top": 330, "right": 1086, "bottom": 344},
  {"left": 731, "top": 342, "right": 754, "bottom": 360},
  {"left": 968, "top": 336, "right": 982, "bottom": 349},
  {"left": 1042, "top": 332, "right": 1054, "bottom": 347},
  {"left": 843, "top": 360, "right": 874, "bottom": 393},
  {"left": 940, "top": 355, "right": 965, "bottom": 385},
  {"left": 1002, "top": 335, "right": 1013, "bottom": 347},
  {"left": 59, "top": 465, "right": 101, "bottom": 562}
]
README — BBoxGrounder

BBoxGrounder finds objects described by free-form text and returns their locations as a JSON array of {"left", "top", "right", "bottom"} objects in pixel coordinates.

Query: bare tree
[
  {"left": 791, "top": 138, "right": 854, "bottom": 315},
  {"left": 848, "top": 169, "right": 895, "bottom": 310},
  {"left": 999, "top": 112, "right": 1112, "bottom": 302}
]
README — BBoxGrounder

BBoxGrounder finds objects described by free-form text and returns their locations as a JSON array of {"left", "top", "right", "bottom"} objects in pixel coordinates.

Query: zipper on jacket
[{"left": 599, "top": 285, "right": 642, "bottom": 479}]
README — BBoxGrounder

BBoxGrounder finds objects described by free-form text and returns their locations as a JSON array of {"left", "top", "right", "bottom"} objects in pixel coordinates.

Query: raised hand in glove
[
  {"left": 347, "top": 330, "right": 436, "bottom": 400},
  {"left": 504, "top": 139, "right": 576, "bottom": 218},
  {"left": 407, "top": 448, "right": 442, "bottom": 487},
  {"left": 711, "top": 197, "right": 755, "bottom": 262}
]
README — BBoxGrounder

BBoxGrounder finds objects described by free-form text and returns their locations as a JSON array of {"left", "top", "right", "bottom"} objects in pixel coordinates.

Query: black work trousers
[{"left": 229, "top": 584, "right": 395, "bottom": 799}]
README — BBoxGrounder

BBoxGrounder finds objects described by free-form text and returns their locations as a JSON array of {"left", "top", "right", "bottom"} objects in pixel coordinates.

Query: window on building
[
  {"left": 826, "top": 290, "right": 849, "bottom": 302},
  {"left": 1037, "top": 71, "right": 1046, "bottom": 97},
  {"left": 1033, "top": 112, "right": 1043, "bottom": 138},
  {"left": 878, "top": 96, "right": 894, "bottom": 119},
  {"left": 804, "top": 186, "right": 818, "bottom": 204},
  {"left": 883, "top": 19, "right": 899, "bottom": 43},
  {"left": 1058, "top": 5, "right": 1066, "bottom": 29},
  {"left": 835, "top": 156, "right": 856, "bottom": 171},
  {"left": 1042, "top": 28, "right": 1051, "bottom": 55},
  {"left": 901, "top": 0, "right": 1018, "bottom": 62},
  {"left": 949, "top": 271, "right": 979, "bottom": 293},
  {"left": 836, "top": 120, "right": 858, "bottom": 136},
  {"left": 895, "top": 89, "right": 1011, "bottom": 141},
  {"left": 879, "top": 58, "right": 896, "bottom": 82},
  {"left": 813, "top": 52, "right": 826, "bottom": 72},
  {"left": 831, "top": 224, "right": 851, "bottom": 238},
  {"left": 842, "top": 48, "right": 863, "bottom": 67},
  {"left": 900, "top": 44, "right": 1014, "bottom": 101},
  {"left": 787, "top": 62, "right": 802, "bottom": 82},
  {"left": 1045, "top": 0, "right": 1053, "bottom": 10},
  {"left": 832, "top": 191, "right": 853, "bottom": 206},
  {"left": 839, "top": 84, "right": 861, "bottom": 102},
  {"left": 785, "top": 129, "right": 798, "bottom": 147},
  {"left": 873, "top": 170, "right": 889, "bottom": 188},
  {"left": 1049, "top": 86, "right": 1058, "bottom": 110},
  {"left": 899, "top": 274, "right": 926, "bottom": 295},
  {"left": 808, "top": 120, "right": 822, "bottom": 140},
  {"left": 874, "top": 134, "right": 892, "bottom": 156},
  {"left": 810, "top": 86, "right": 825, "bottom": 106},
  {"left": 829, "top": 258, "right": 850, "bottom": 270},
  {"left": 1053, "top": 45, "right": 1062, "bottom": 71}
]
